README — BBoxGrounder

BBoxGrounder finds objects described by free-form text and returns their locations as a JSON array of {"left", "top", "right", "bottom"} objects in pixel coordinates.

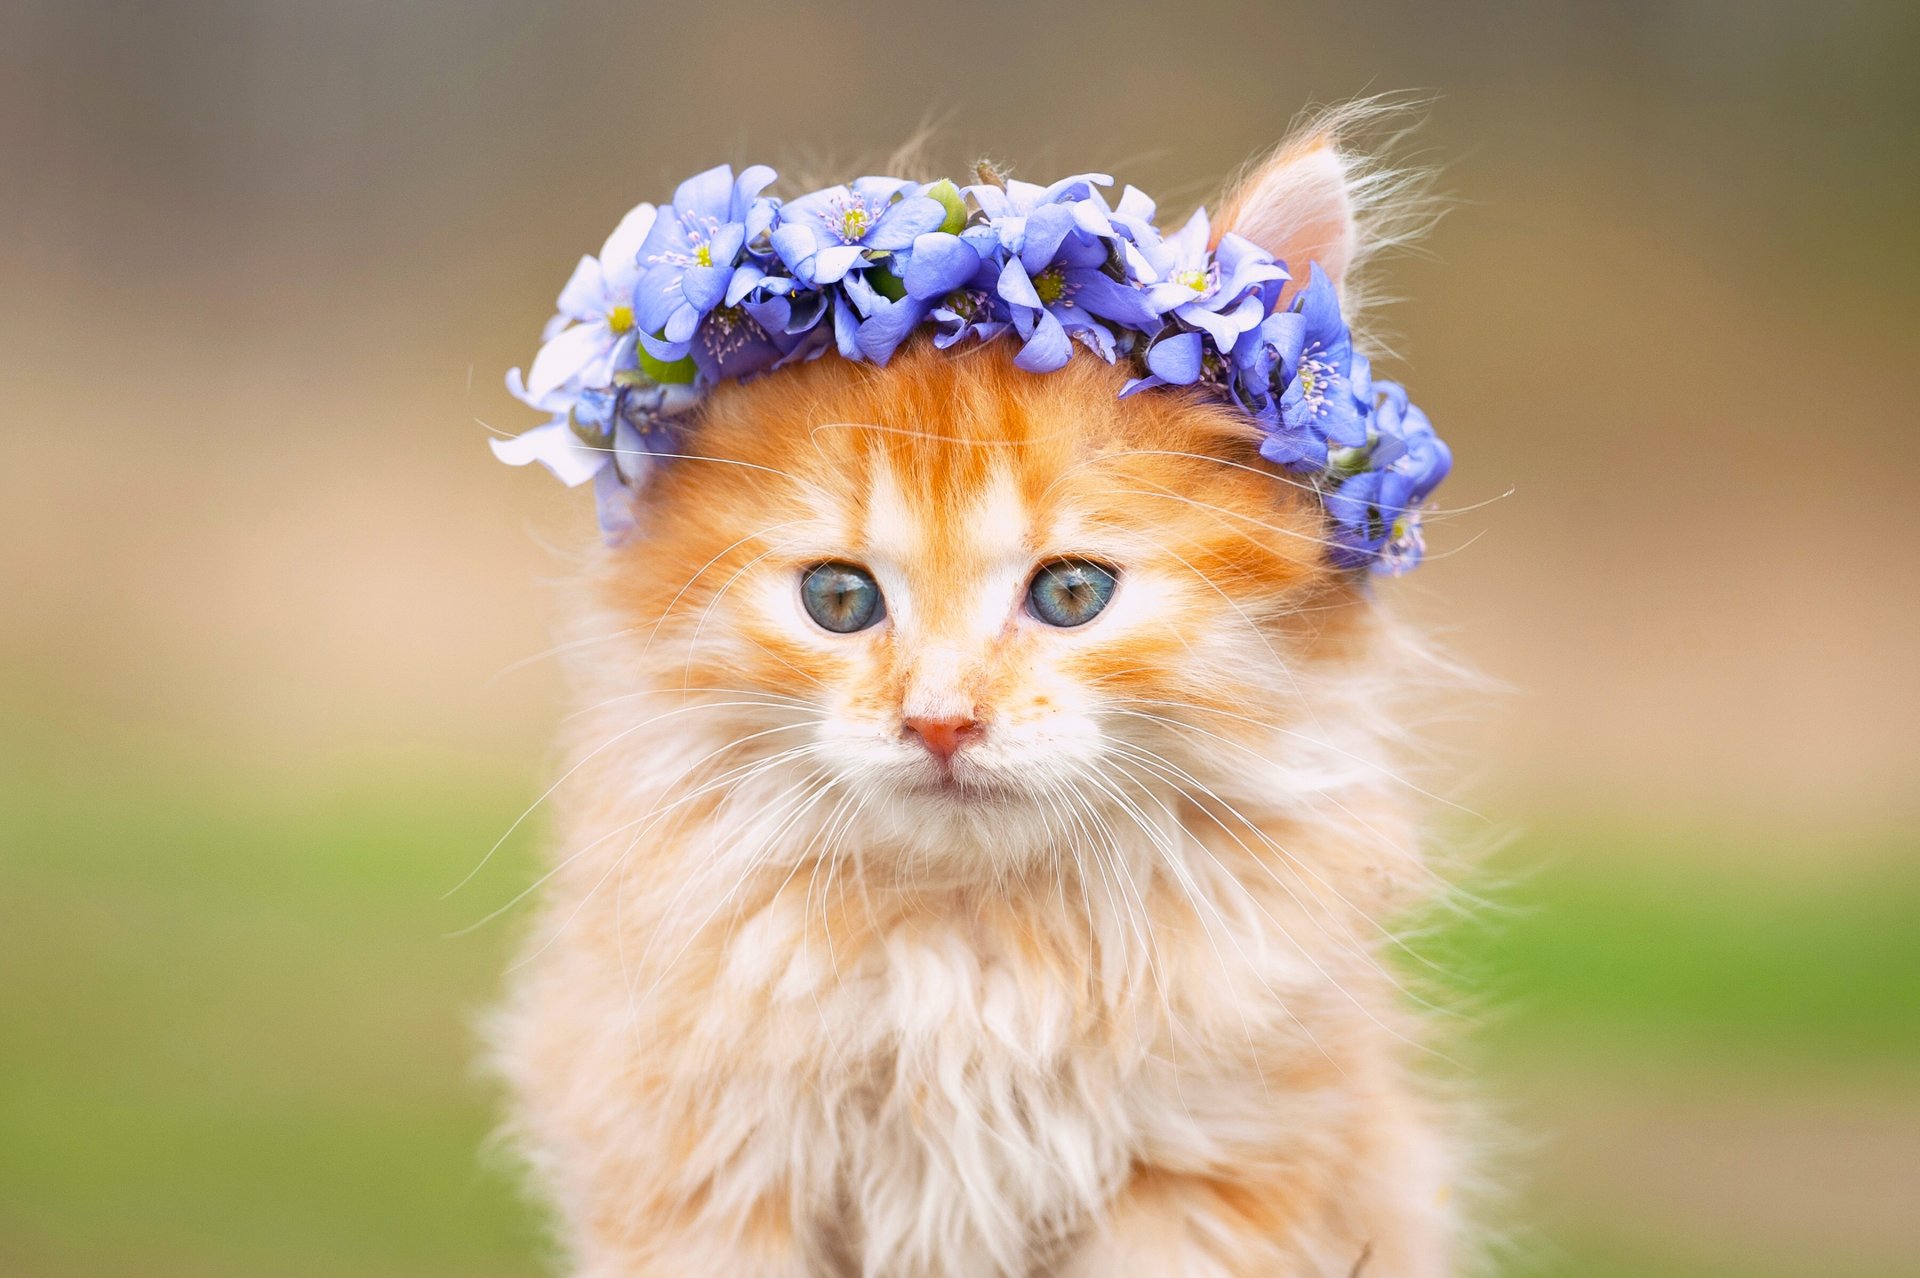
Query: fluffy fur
[{"left": 493, "top": 122, "right": 1465, "bottom": 1277}]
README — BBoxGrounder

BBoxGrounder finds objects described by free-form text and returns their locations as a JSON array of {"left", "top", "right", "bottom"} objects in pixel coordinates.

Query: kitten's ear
[{"left": 1214, "top": 133, "right": 1358, "bottom": 300}]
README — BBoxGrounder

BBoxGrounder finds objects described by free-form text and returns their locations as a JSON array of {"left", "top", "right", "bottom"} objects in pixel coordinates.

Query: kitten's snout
[{"left": 901, "top": 714, "right": 981, "bottom": 764}]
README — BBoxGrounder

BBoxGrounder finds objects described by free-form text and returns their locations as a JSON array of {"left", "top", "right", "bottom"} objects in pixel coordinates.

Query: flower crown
[{"left": 493, "top": 164, "right": 1450, "bottom": 574}]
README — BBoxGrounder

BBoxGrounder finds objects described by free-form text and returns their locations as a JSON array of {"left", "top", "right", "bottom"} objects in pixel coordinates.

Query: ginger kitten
[{"left": 494, "top": 126, "right": 1464, "bottom": 1277}]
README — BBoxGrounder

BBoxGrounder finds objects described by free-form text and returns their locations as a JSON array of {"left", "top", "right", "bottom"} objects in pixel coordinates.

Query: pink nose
[{"left": 902, "top": 715, "right": 981, "bottom": 763}]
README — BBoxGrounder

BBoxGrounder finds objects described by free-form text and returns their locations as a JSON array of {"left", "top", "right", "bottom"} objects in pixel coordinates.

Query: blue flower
[
  {"left": 1139, "top": 210, "right": 1288, "bottom": 353},
  {"left": 1224, "top": 309, "right": 1302, "bottom": 410},
  {"left": 926, "top": 286, "right": 1011, "bottom": 349},
  {"left": 853, "top": 217, "right": 1003, "bottom": 362},
  {"left": 1121, "top": 329, "right": 1213, "bottom": 397},
  {"left": 633, "top": 164, "right": 777, "bottom": 358},
  {"left": 769, "top": 177, "right": 946, "bottom": 286},
  {"left": 1370, "top": 381, "right": 1451, "bottom": 503},
  {"left": 507, "top": 201, "right": 657, "bottom": 412},
  {"left": 1223, "top": 264, "right": 1371, "bottom": 473},
  {"left": 1276, "top": 263, "right": 1369, "bottom": 450},
  {"left": 967, "top": 172, "right": 1115, "bottom": 256},
  {"left": 723, "top": 261, "right": 831, "bottom": 346},
  {"left": 1326, "top": 467, "right": 1418, "bottom": 572},
  {"left": 688, "top": 303, "right": 796, "bottom": 382},
  {"left": 576, "top": 382, "right": 694, "bottom": 462},
  {"left": 838, "top": 276, "right": 932, "bottom": 364},
  {"left": 898, "top": 223, "right": 998, "bottom": 300},
  {"left": 995, "top": 228, "right": 1158, "bottom": 373},
  {"left": 1101, "top": 184, "right": 1162, "bottom": 254},
  {"left": 584, "top": 380, "right": 695, "bottom": 541},
  {"left": 1230, "top": 309, "right": 1323, "bottom": 468},
  {"left": 1326, "top": 383, "right": 1449, "bottom": 574}
]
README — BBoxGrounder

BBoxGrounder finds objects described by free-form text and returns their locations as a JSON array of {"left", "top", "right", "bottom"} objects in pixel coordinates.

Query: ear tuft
[
  {"left": 1215, "top": 133, "right": 1358, "bottom": 299},
  {"left": 1212, "top": 98, "right": 1435, "bottom": 318}
]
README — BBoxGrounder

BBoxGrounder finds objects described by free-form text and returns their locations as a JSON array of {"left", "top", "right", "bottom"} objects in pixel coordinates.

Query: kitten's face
[{"left": 600, "top": 342, "right": 1362, "bottom": 865}]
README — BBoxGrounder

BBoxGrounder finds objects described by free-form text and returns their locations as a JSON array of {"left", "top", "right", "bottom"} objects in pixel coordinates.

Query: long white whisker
[
  {"left": 508, "top": 746, "right": 831, "bottom": 970},
  {"left": 1104, "top": 753, "right": 1446, "bottom": 1065},
  {"left": 1078, "top": 761, "right": 1296, "bottom": 1088},
  {"left": 1107, "top": 698, "right": 1482, "bottom": 819},
  {"left": 449, "top": 698, "right": 830, "bottom": 899},
  {"left": 1106, "top": 702, "right": 1471, "bottom": 905},
  {"left": 637, "top": 768, "right": 847, "bottom": 1004},
  {"left": 451, "top": 727, "right": 825, "bottom": 937},
  {"left": 561, "top": 686, "right": 817, "bottom": 724},
  {"left": 1105, "top": 741, "right": 1457, "bottom": 1011}
]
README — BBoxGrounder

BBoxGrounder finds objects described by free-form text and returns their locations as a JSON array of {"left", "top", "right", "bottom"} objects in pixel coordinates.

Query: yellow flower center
[
  {"left": 1034, "top": 267, "right": 1067, "bottom": 305},
  {"left": 694, "top": 243, "right": 713, "bottom": 267},
  {"left": 1175, "top": 268, "right": 1209, "bottom": 293},
  {"left": 838, "top": 207, "right": 871, "bottom": 240},
  {"left": 606, "top": 304, "right": 634, "bottom": 334}
]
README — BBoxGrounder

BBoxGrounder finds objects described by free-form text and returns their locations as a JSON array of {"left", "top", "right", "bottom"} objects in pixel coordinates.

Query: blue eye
[
  {"left": 1027, "top": 559, "right": 1117, "bottom": 628},
  {"left": 801, "top": 562, "right": 885, "bottom": 633}
]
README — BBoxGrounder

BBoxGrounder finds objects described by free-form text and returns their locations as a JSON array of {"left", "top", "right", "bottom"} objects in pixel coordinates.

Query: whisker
[
  {"left": 1077, "top": 762, "right": 1299, "bottom": 1087},
  {"left": 561, "top": 686, "right": 818, "bottom": 724},
  {"left": 503, "top": 741, "right": 831, "bottom": 964},
  {"left": 636, "top": 519, "right": 810, "bottom": 656},
  {"left": 450, "top": 727, "right": 826, "bottom": 937},
  {"left": 806, "top": 418, "right": 1081, "bottom": 448},
  {"left": 1104, "top": 702, "right": 1481, "bottom": 909},
  {"left": 1104, "top": 752, "right": 1453, "bottom": 1064},
  {"left": 634, "top": 768, "right": 847, "bottom": 1003},
  {"left": 1104, "top": 740, "right": 1459, "bottom": 1006},
  {"left": 479, "top": 416, "right": 814, "bottom": 490},
  {"left": 605, "top": 757, "right": 840, "bottom": 985},
  {"left": 1052, "top": 446, "right": 1513, "bottom": 521},
  {"left": 490, "top": 624, "right": 642, "bottom": 682},
  {"left": 448, "top": 697, "right": 829, "bottom": 899},
  {"left": 1106, "top": 698, "right": 1483, "bottom": 820}
]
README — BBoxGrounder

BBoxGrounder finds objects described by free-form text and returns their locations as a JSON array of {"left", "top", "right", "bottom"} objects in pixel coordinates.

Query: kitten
[{"left": 494, "top": 125, "right": 1464, "bottom": 1277}]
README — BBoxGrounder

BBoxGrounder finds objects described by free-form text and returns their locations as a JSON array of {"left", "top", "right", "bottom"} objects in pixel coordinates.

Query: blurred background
[{"left": 2, "top": 1, "right": 1915, "bottom": 1274}]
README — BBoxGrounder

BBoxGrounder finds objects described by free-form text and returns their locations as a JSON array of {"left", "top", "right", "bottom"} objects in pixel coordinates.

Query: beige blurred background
[
  {"left": 5, "top": 0, "right": 1916, "bottom": 830},
  {"left": 2, "top": 2, "right": 1917, "bottom": 1277}
]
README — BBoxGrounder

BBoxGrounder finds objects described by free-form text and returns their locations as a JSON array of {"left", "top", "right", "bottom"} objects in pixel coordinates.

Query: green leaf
[
  {"left": 869, "top": 268, "right": 909, "bottom": 303},
  {"left": 928, "top": 178, "right": 968, "bottom": 236},
  {"left": 637, "top": 343, "right": 697, "bottom": 385}
]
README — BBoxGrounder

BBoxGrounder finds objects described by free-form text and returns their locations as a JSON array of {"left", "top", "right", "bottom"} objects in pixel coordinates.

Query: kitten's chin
[{"left": 853, "top": 772, "right": 1067, "bottom": 868}]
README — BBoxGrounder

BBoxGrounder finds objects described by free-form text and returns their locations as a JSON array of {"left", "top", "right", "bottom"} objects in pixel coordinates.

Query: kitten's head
[{"left": 585, "top": 133, "right": 1398, "bottom": 869}]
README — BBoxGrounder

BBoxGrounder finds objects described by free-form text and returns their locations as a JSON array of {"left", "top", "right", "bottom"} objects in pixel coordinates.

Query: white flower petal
[
  {"left": 489, "top": 420, "right": 606, "bottom": 488},
  {"left": 506, "top": 365, "right": 579, "bottom": 413},
  {"left": 1170, "top": 206, "right": 1210, "bottom": 257},
  {"left": 525, "top": 321, "right": 611, "bottom": 403},
  {"left": 1120, "top": 240, "right": 1157, "bottom": 283},
  {"left": 505, "top": 366, "right": 550, "bottom": 410},
  {"left": 598, "top": 202, "right": 657, "bottom": 295},
  {"left": 1116, "top": 184, "right": 1156, "bottom": 222},
  {"left": 554, "top": 255, "right": 605, "bottom": 321}
]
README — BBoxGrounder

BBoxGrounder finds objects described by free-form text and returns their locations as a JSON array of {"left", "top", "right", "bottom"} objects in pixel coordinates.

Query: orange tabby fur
[{"left": 495, "top": 129, "right": 1462, "bottom": 1277}]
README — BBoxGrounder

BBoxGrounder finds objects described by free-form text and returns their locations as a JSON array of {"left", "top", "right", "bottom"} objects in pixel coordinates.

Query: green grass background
[{"left": 3, "top": 750, "right": 1912, "bottom": 1277}]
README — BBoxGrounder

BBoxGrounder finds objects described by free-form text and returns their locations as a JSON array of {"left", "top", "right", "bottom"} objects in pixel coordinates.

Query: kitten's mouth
[{"left": 910, "top": 761, "right": 1010, "bottom": 802}]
